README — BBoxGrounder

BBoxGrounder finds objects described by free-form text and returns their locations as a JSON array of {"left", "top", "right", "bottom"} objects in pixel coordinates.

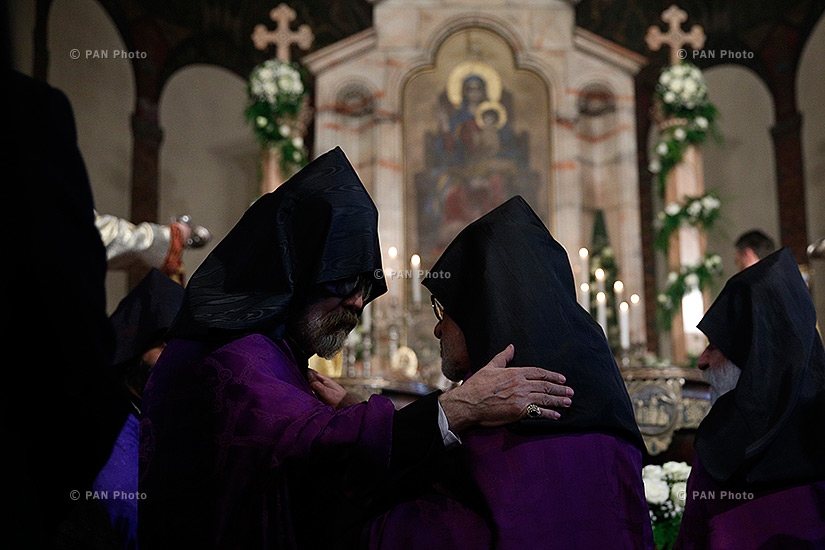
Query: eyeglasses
[
  {"left": 321, "top": 275, "right": 372, "bottom": 302},
  {"left": 430, "top": 295, "right": 444, "bottom": 322}
]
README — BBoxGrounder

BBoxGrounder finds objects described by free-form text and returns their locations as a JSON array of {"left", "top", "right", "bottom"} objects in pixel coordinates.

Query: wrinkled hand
[
  {"left": 437, "top": 344, "right": 573, "bottom": 433},
  {"left": 308, "top": 369, "right": 361, "bottom": 408}
]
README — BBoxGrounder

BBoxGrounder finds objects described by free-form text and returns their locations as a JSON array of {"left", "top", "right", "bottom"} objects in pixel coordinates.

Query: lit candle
[
  {"left": 410, "top": 254, "right": 422, "bottom": 305},
  {"left": 630, "top": 293, "right": 640, "bottom": 344},
  {"left": 387, "top": 246, "right": 398, "bottom": 299},
  {"left": 580, "top": 282, "right": 591, "bottom": 313},
  {"left": 578, "top": 247, "right": 589, "bottom": 285},
  {"left": 596, "top": 291, "right": 607, "bottom": 336},
  {"left": 619, "top": 301, "right": 630, "bottom": 350},
  {"left": 613, "top": 280, "right": 624, "bottom": 306},
  {"left": 595, "top": 268, "right": 606, "bottom": 294}
]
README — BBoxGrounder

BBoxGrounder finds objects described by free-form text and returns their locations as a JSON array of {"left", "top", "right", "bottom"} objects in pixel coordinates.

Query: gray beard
[
  {"left": 294, "top": 306, "right": 358, "bottom": 359},
  {"left": 706, "top": 359, "right": 742, "bottom": 405},
  {"left": 440, "top": 353, "right": 463, "bottom": 382}
]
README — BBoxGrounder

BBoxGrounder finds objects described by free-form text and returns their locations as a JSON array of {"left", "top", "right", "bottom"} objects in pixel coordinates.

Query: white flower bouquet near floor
[{"left": 643, "top": 461, "right": 691, "bottom": 550}]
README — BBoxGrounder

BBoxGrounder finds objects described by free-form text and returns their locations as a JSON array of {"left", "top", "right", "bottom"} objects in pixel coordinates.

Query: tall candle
[
  {"left": 387, "top": 246, "right": 398, "bottom": 300},
  {"left": 578, "top": 247, "right": 589, "bottom": 286},
  {"left": 580, "top": 282, "right": 591, "bottom": 313},
  {"left": 613, "top": 280, "right": 624, "bottom": 306},
  {"left": 630, "top": 293, "right": 641, "bottom": 344},
  {"left": 596, "top": 291, "right": 607, "bottom": 336},
  {"left": 410, "top": 254, "right": 422, "bottom": 306},
  {"left": 595, "top": 268, "right": 606, "bottom": 294},
  {"left": 619, "top": 301, "right": 630, "bottom": 350}
]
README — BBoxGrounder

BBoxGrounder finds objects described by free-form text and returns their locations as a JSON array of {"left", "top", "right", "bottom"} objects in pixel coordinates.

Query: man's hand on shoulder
[{"left": 437, "top": 344, "right": 573, "bottom": 433}]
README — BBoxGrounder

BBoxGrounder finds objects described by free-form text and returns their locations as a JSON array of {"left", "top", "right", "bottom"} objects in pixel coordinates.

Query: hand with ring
[
  {"left": 526, "top": 403, "right": 542, "bottom": 418},
  {"left": 438, "top": 344, "right": 573, "bottom": 432}
]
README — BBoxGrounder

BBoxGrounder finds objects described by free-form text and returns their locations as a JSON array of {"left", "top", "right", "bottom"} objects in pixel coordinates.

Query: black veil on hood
[
  {"left": 110, "top": 268, "right": 185, "bottom": 367},
  {"left": 169, "top": 146, "right": 387, "bottom": 342},
  {"left": 695, "top": 247, "right": 825, "bottom": 486},
  {"left": 423, "top": 196, "right": 643, "bottom": 448}
]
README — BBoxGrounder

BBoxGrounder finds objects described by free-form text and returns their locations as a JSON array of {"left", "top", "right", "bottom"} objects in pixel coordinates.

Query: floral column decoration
[
  {"left": 648, "top": 62, "right": 723, "bottom": 338},
  {"left": 245, "top": 59, "right": 311, "bottom": 192}
]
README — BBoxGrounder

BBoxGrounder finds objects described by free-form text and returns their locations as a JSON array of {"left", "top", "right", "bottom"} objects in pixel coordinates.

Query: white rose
[
  {"left": 258, "top": 67, "right": 273, "bottom": 82},
  {"left": 683, "top": 79, "right": 698, "bottom": 95},
  {"left": 292, "top": 150, "right": 302, "bottom": 161},
  {"left": 643, "top": 464, "right": 665, "bottom": 480},
  {"left": 648, "top": 159, "right": 661, "bottom": 173},
  {"left": 674, "top": 128, "right": 687, "bottom": 141},
  {"left": 659, "top": 72, "right": 672, "bottom": 86},
  {"left": 663, "top": 91, "right": 677, "bottom": 104},
  {"left": 279, "top": 125, "right": 291, "bottom": 138},
  {"left": 664, "top": 462, "right": 692, "bottom": 481},
  {"left": 665, "top": 202, "right": 681, "bottom": 216},
  {"left": 644, "top": 477, "right": 670, "bottom": 505},
  {"left": 671, "top": 481, "right": 687, "bottom": 509},
  {"left": 706, "top": 254, "right": 722, "bottom": 268},
  {"left": 684, "top": 273, "right": 700, "bottom": 289},
  {"left": 256, "top": 116, "right": 268, "bottom": 128},
  {"left": 695, "top": 117, "right": 709, "bottom": 129},
  {"left": 277, "top": 77, "right": 292, "bottom": 94},
  {"left": 656, "top": 142, "right": 669, "bottom": 156},
  {"left": 292, "top": 136, "right": 304, "bottom": 148},
  {"left": 687, "top": 201, "right": 702, "bottom": 217},
  {"left": 667, "top": 271, "right": 679, "bottom": 284},
  {"left": 670, "top": 79, "right": 684, "bottom": 93}
]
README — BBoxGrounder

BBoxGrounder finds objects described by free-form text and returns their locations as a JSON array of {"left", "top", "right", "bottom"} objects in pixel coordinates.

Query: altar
[{"left": 303, "top": 0, "right": 646, "bottom": 376}]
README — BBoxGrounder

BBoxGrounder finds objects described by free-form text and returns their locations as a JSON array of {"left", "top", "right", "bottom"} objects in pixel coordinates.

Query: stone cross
[
  {"left": 645, "top": 4, "right": 706, "bottom": 65},
  {"left": 251, "top": 3, "right": 314, "bottom": 62}
]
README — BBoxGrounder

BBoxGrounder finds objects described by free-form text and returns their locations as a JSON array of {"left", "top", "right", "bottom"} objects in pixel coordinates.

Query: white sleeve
[
  {"left": 437, "top": 400, "right": 462, "bottom": 448},
  {"left": 95, "top": 211, "right": 171, "bottom": 270}
]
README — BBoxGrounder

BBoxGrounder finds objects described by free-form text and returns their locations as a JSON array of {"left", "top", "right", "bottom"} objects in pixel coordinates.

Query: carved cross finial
[
  {"left": 251, "top": 3, "right": 314, "bottom": 62},
  {"left": 645, "top": 4, "right": 706, "bottom": 65}
]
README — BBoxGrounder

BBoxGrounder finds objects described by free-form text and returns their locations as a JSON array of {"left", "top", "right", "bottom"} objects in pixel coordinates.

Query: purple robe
[
  {"left": 368, "top": 430, "right": 653, "bottom": 549},
  {"left": 139, "top": 334, "right": 397, "bottom": 549},
  {"left": 93, "top": 412, "right": 140, "bottom": 550},
  {"left": 456, "top": 430, "right": 654, "bottom": 549},
  {"left": 675, "top": 454, "right": 825, "bottom": 549}
]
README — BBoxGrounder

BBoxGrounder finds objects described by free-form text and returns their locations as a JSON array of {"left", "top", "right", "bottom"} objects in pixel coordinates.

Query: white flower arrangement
[
  {"left": 643, "top": 461, "right": 692, "bottom": 550},
  {"left": 245, "top": 59, "right": 310, "bottom": 174},
  {"left": 648, "top": 62, "right": 719, "bottom": 196},
  {"left": 655, "top": 192, "right": 722, "bottom": 251},
  {"left": 657, "top": 253, "right": 724, "bottom": 330},
  {"left": 249, "top": 59, "right": 304, "bottom": 103},
  {"left": 657, "top": 63, "right": 707, "bottom": 111},
  {"left": 649, "top": 64, "right": 723, "bottom": 334}
]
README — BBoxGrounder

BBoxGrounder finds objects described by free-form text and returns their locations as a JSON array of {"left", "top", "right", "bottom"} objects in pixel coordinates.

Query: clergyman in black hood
[
  {"left": 138, "top": 147, "right": 573, "bottom": 550},
  {"left": 420, "top": 196, "right": 653, "bottom": 549},
  {"left": 675, "top": 247, "right": 825, "bottom": 549}
]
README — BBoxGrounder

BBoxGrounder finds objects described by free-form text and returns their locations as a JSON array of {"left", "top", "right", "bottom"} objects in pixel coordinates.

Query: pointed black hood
[
  {"left": 110, "top": 268, "right": 185, "bottom": 366},
  {"left": 423, "top": 196, "right": 643, "bottom": 447},
  {"left": 695, "top": 247, "right": 825, "bottom": 486},
  {"left": 169, "top": 146, "right": 387, "bottom": 342}
]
